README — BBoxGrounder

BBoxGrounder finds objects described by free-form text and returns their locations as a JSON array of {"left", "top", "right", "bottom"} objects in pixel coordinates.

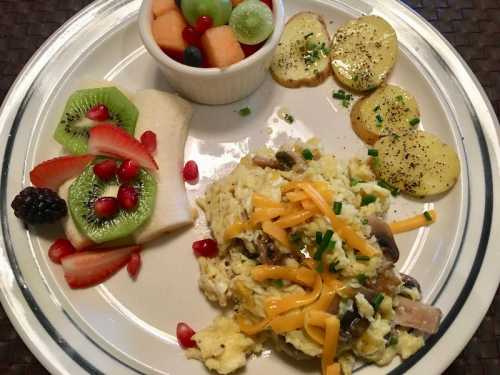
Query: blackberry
[{"left": 11, "top": 187, "right": 67, "bottom": 225}]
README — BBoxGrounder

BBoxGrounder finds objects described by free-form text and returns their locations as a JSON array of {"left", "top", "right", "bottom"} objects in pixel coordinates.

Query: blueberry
[{"left": 183, "top": 45, "right": 203, "bottom": 67}]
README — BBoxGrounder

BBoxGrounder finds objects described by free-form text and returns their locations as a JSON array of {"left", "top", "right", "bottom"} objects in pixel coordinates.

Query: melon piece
[
  {"left": 201, "top": 26, "right": 245, "bottom": 68},
  {"left": 152, "top": 9, "right": 188, "bottom": 53},
  {"left": 152, "top": 0, "right": 177, "bottom": 18}
]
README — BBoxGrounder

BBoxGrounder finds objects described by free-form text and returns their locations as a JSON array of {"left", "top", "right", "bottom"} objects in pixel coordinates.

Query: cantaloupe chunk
[
  {"left": 152, "top": 0, "right": 176, "bottom": 18},
  {"left": 201, "top": 26, "right": 245, "bottom": 68},
  {"left": 152, "top": 9, "right": 187, "bottom": 53}
]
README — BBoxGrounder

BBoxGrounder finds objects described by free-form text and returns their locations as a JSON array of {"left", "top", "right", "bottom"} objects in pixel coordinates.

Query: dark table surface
[{"left": 0, "top": 0, "right": 499, "bottom": 374}]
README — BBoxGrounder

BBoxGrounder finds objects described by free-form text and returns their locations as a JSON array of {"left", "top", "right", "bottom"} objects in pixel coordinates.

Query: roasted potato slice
[
  {"left": 271, "top": 12, "right": 331, "bottom": 88},
  {"left": 351, "top": 84, "right": 420, "bottom": 144},
  {"left": 331, "top": 15, "right": 397, "bottom": 91},
  {"left": 372, "top": 131, "right": 460, "bottom": 197}
]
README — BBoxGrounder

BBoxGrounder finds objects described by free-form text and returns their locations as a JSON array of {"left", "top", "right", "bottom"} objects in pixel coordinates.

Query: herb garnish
[
  {"left": 238, "top": 107, "right": 251, "bottom": 117},
  {"left": 368, "top": 149, "right": 378, "bottom": 157},
  {"left": 376, "top": 114, "right": 384, "bottom": 127},
  {"left": 332, "top": 89, "right": 353, "bottom": 107},
  {"left": 361, "top": 194, "right": 377, "bottom": 206},
  {"left": 314, "top": 230, "right": 334, "bottom": 261},
  {"left": 333, "top": 201, "right": 342, "bottom": 215},
  {"left": 423, "top": 211, "right": 433, "bottom": 221},
  {"left": 273, "top": 279, "right": 284, "bottom": 288},
  {"left": 409, "top": 117, "right": 420, "bottom": 126},
  {"left": 302, "top": 148, "right": 314, "bottom": 160},
  {"left": 372, "top": 293, "right": 384, "bottom": 311},
  {"left": 377, "top": 180, "right": 400, "bottom": 196},
  {"left": 284, "top": 113, "right": 294, "bottom": 124},
  {"left": 356, "top": 255, "right": 370, "bottom": 261},
  {"left": 356, "top": 273, "right": 368, "bottom": 285}
]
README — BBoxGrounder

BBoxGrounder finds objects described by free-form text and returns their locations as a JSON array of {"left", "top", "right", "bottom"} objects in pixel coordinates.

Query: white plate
[{"left": 0, "top": 1, "right": 499, "bottom": 374}]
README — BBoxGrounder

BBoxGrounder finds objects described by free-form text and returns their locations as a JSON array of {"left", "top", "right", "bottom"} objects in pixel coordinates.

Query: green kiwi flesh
[
  {"left": 68, "top": 162, "right": 156, "bottom": 243},
  {"left": 54, "top": 87, "right": 138, "bottom": 155}
]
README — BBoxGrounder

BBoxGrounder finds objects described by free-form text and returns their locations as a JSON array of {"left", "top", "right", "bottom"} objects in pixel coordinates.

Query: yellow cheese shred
[
  {"left": 265, "top": 275, "right": 322, "bottom": 318},
  {"left": 251, "top": 265, "right": 316, "bottom": 287},
  {"left": 322, "top": 316, "right": 340, "bottom": 375},
  {"left": 274, "top": 210, "right": 314, "bottom": 228},
  {"left": 224, "top": 221, "right": 251, "bottom": 241},
  {"left": 250, "top": 207, "right": 286, "bottom": 225},
  {"left": 236, "top": 314, "right": 270, "bottom": 336},
  {"left": 325, "top": 363, "right": 341, "bottom": 375},
  {"left": 262, "top": 220, "right": 291, "bottom": 248},
  {"left": 252, "top": 193, "right": 284, "bottom": 209},
  {"left": 389, "top": 210, "right": 437, "bottom": 234},
  {"left": 297, "top": 182, "right": 378, "bottom": 257}
]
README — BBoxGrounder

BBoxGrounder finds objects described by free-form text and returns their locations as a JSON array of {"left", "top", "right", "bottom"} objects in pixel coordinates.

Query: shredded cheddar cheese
[
  {"left": 251, "top": 265, "right": 316, "bottom": 287},
  {"left": 322, "top": 316, "right": 340, "bottom": 375},
  {"left": 389, "top": 209, "right": 437, "bottom": 234},
  {"left": 274, "top": 210, "right": 315, "bottom": 228},
  {"left": 249, "top": 207, "right": 286, "bottom": 225},
  {"left": 252, "top": 193, "right": 284, "bottom": 209},
  {"left": 224, "top": 221, "right": 251, "bottom": 240},
  {"left": 262, "top": 220, "right": 291, "bottom": 248}
]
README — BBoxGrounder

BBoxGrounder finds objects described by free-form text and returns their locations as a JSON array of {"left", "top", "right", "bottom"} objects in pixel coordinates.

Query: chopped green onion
[
  {"left": 238, "top": 107, "right": 251, "bottom": 117},
  {"left": 327, "top": 241, "right": 336, "bottom": 251},
  {"left": 304, "top": 32, "right": 314, "bottom": 39},
  {"left": 333, "top": 201, "right": 342, "bottom": 215},
  {"left": 356, "top": 255, "right": 370, "bottom": 261},
  {"left": 372, "top": 293, "right": 385, "bottom": 311},
  {"left": 342, "top": 99, "right": 350, "bottom": 108},
  {"left": 377, "top": 180, "right": 400, "bottom": 196},
  {"left": 333, "top": 90, "right": 346, "bottom": 100},
  {"left": 315, "top": 231, "right": 323, "bottom": 245},
  {"left": 423, "top": 211, "right": 433, "bottom": 221},
  {"left": 314, "top": 230, "right": 334, "bottom": 261},
  {"left": 368, "top": 149, "right": 378, "bottom": 157},
  {"left": 361, "top": 194, "right": 377, "bottom": 206},
  {"left": 302, "top": 148, "right": 314, "bottom": 160},
  {"left": 376, "top": 114, "right": 384, "bottom": 123},
  {"left": 409, "top": 117, "right": 420, "bottom": 126},
  {"left": 356, "top": 273, "right": 368, "bottom": 285},
  {"left": 388, "top": 336, "right": 398, "bottom": 346},
  {"left": 361, "top": 218, "right": 369, "bottom": 225},
  {"left": 273, "top": 279, "right": 284, "bottom": 288},
  {"left": 284, "top": 113, "right": 294, "bottom": 124},
  {"left": 350, "top": 178, "right": 360, "bottom": 187},
  {"left": 396, "top": 95, "right": 404, "bottom": 102},
  {"left": 373, "top": 105, "right": 381, "bottom": 112}
]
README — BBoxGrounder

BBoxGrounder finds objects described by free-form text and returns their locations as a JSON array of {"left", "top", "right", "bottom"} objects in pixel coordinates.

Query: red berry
[
  {"left": 118, "top": 159, "right": 140, "bottom": 183},
  {"left": 182, "top": 26, "right": 201, "bottom": 46},
  {"left": 87, "top": 104, "right": 109, "bottom": 122},
  {"left": 241, "top": 42, "right": 264, "bottom": 57},
  {"left": 48, "top": 239, "right": 76, "bottom": 264},
  {"left": 93, "top": 160, "right": 117, "bottom": 181},
  {"left": 261, "top": 0, "right": 273, "bottom": 9},
  {"left": 127, "top": 253, "right": 141, "bottom": 279},
  {"left": 183, "top": 160, "right": 199, "bottom": 182},
  {"left": 195, "top": 15, "right": 213, "bottom": 34},
  {"left": 140, "top": 130, "right": 157, "bottom": 154},
  {"left": 94, "top": 197, "right": 119, "bottom": 219},
  {"left": 176, "top": 322, "right": 197, "bottom": 348},
  {"left": 117, "top": 185, "right": 138, "bottom": 211},
  {"left": 192, "top": 239, "right": 218, "bottom": 257}
]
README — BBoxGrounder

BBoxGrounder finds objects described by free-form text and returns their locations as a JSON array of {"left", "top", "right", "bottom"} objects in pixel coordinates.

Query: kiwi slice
[
  {"left": 229, "top": 0, "right": 274, "bottom": 45},
  {"left": 68, "top": 162, "right": 156, "bottom": 243},
  {"left": 54, "top": 87, "right": 138, "bottom": 155}
]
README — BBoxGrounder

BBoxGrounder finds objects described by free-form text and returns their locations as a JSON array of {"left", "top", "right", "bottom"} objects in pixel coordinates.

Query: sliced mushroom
[
  {"left": 252, "top": 155, "right": 282, "bottom": 170},
  {"left": 394, "top": 297, "right": 442, "bottom": 335},
  {"left": 255, "top": 234, "right": 283, "bottom": 265},
  {"left": 400, "top": 273, "right": 422, "bottom": 293},
  {"left": 340, "top": 309, "right": 370, "bottom": 342},
  {"left": 367, "top": 215, "right": 399, "bottom": 262},
  {"left": 275, "top": 151, "right": 297, "bottom": 170},
  {"left": 366, "top": 266, "right": 402, "bottom": 296}
]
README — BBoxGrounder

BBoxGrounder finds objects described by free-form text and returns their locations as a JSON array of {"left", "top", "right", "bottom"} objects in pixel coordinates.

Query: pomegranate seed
[
  {"left": 93, "top": 159, "right": 117, "bottom": 181},
  {"left": 261, "top": 0, "right": 273, "bottom": 9},
  {"left": 94, "top": 197, "right": 119, "bottom": 218},
  {"left": 176, "top": 322, "right": 197, "bottom": 348},
  {"left": 241, "top": 42, "right": 264, "bottom": 57},
  {"left": 195, "top": 15, "right": 213, "bottom": 34},
  {"left": 192, "top": 239, "right": 218, "bottom": 257},
  {"left": 87, "top": 104, "right": 109, "bottom": 121},
  {"left": 127, "top": 253, "right": 141, "bottom": 279},
  {"left": 118, "top": 159, "right": 140, "bottom": 183},
  {"left": 183, "top": 160, "right": 199, "bottom": 182},
  {"left": 48, "top": 239, "right": 76, "bottom": 264},
  {"left": 117, "top": 185, "right": 138, "bottom": 211},
  {"left": 182, "top": 26, "right": 201, "bottom": 46},
  {"left": 140, "top": 130, "right": 157, "bottom": 154}
]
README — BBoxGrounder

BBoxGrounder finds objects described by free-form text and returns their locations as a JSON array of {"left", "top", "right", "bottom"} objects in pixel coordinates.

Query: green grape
[
  {"left": 229, "top": 0, "right": 274, "bottom": 45},
  {"left": 181, "top": 0, "right": 232, "bottom": 27}
]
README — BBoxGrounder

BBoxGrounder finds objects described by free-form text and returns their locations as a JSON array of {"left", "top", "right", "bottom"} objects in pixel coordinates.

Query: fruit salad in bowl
[{"left": 139, "top": 0, "right": 285, "bottom": 104}]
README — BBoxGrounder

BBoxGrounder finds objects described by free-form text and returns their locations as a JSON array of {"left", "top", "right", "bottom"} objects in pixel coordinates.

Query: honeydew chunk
[{"left": 132, "top": 89, "right": 194, "bottom": 243}]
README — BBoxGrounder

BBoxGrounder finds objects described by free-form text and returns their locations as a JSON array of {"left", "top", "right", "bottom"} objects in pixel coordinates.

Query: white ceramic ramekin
[{"left": 139, "top": 0, "right": 284, "bottom": 105}]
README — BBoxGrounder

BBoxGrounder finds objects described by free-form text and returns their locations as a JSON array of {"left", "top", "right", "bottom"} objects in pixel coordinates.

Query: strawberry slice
[
  {"left": 30, "top": 155, "right": 95, "bottom": 191},
  {"left": 88, "top": 124, "right": 158, "bottom": 170},
  {"left": 61, "top": 245, "right": 141, "bottom": 289}
]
